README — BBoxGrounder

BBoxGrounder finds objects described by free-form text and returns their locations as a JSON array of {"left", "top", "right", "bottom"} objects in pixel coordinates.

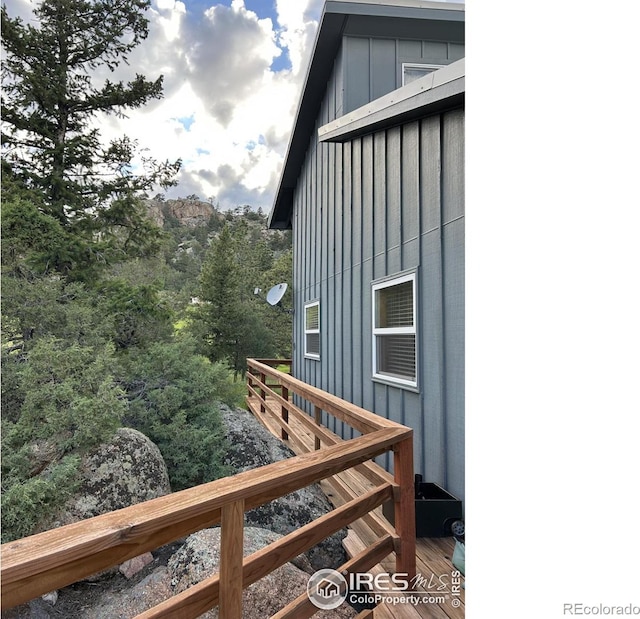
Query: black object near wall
[{"left": 383, "top": 475, "right": 463, "bottom": 538}]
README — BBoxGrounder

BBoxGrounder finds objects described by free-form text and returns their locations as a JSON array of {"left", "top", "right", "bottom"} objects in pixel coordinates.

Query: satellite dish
[{"left": 266, "top": 283, "right": 288, "bottom": 306}]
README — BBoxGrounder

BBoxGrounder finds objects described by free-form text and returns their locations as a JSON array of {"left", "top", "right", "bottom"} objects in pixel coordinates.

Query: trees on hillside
[
  {"left": 195, "top": 223, "right": 278, "bottom": 375},
  {"left": 1, "top": 0, "right": 180, "bottom": 277},
  {"left": 1, "top": 0, "right": 186, "bottom": 542},
  {"left": 118, "top": 337, "right": 241, "bottom": 490},
  {"left": 1, "top": 337, "right": 126, "bottom": 542},
  {"left": 1, "top": 198, "right": 293, "bottom": 541}
]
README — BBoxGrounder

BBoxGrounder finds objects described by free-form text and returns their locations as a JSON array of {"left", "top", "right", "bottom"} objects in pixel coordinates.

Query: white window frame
[
  {"left": 304, "top": 300, "right": 320, "bottom": 360},
  {"left": 372, "top": 272, "right": 418, "bottom": 389},
  {"left": 401, "top": 63, "right": 444, "bottom": 87}
]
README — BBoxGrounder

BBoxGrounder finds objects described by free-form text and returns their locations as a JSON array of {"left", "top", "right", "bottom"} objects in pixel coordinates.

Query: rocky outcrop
[
  {"left": 35, "top": 428, "right": 171, "bottom": 533},
  {"left": 83, "top": 567, "right": 173, "bottom": 619},
  {"left": 9, "top": 412, "right": 352, "bottom": 616},
  {"left": 168, "top": 528, "right": 356, "bottom": 618},
  {"left": 220, "top": 405, "right": 348, "bottom": 571},
  {"left": 119, "top": 553, "right": 154, "bottom": 579},
  {"left": 86, "top": 528, "right": 356, "bottom": 619},
  {"left": 145, "top": 198, "right": 218, "bottom": 228},
  {"left": 221, "top": 405, "right": 297, "bottom": 471}
]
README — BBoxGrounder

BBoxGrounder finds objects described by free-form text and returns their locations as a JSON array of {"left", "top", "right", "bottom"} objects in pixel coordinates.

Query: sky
[
  {"left": 119, "top": 0, "right": 467, "bottom": 212},
  {"left": 4, "top": 0, "right": 325, "bottom": 211},
  {"left": 116, "top": 0, "right": 327, "bottom": 210}
]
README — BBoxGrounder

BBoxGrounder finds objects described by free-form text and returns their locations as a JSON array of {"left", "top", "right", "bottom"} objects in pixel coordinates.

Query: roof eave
[
  {"left": 267, "top": 2, "right": 465, "bottom": 230},
  {"left": 268, "top": 9, "right": 347, "bottom": 230}
]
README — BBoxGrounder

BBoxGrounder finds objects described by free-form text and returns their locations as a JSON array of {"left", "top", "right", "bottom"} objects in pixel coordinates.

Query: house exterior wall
[
  {"left": 343, "top": 31, "right": 464, "bottom": 113},
  {"left": 290, "top": 91, "right": 465, "bottom": 502},
  {"left": 317, "top": 30, "right": 464, "bottom": 124}
]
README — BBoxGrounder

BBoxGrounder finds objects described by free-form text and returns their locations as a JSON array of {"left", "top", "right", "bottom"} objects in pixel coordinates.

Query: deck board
[{"left": 246, "top": 396, "right": 465, "bottom": 618}]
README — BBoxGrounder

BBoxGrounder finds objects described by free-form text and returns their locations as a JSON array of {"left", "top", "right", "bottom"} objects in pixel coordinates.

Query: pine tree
[
  {"left": 1, "top": 0, "right": 180, "bottom": 276},
  {"left": 197, "top": 225, "right": 244, "bottom": 364},
  {"left": 196, "top": 224, "right": 275, "bottom": 375}
]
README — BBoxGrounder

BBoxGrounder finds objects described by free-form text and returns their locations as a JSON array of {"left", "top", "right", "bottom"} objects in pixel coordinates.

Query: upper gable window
[
  {"left": 304, "top": 301, "right": 320, "bottom": 359},
  {"left": 372, "top": 273, "right": 417, "bottom": 389},
  {"left": 402, "top": 63, "right": 444, "bottom": 86}
]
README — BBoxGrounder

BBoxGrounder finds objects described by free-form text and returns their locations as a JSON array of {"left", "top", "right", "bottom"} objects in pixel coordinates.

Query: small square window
[
  {"left": 304, "top": 301, "right": 320, "bottom": 359},
  {"left": 372, "top": 273, "right": 417, "bottom": 387},
  {"left": 402, "top": 63, "right": 444, "bottom": 86}
]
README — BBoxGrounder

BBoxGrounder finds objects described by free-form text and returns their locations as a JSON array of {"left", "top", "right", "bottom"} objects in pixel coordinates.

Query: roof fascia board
[
  {"left": 267, "top": 10, "right": 347, "bottom": 229},
  {"left": 343, "top": 15, "right": 464, "bottom": 42},
  {"left": 327, "top": 0, "right": 465, "bottom": 21},
  {"left": 319, "top": 78, "right": 464, "bottom": 142}
]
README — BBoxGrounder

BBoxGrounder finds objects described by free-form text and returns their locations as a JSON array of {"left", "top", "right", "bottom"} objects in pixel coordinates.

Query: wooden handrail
[
  {"left": 247, "top": 358, "right": 417, "bottom": 583},
  {"left": 248, "top": 358, "right": 400, "bottom": 434},
  {"left": 250, "top": 358, "right": 292, "bottom": 367},
  {"left": 136, "top": 484, "right": 395, "bottom": 619},
  {"left": 1, "top": 358, "right": 416, "bottom": 618},
  {"left": 272, "top": 535, "right": 395, "bottom": 619}
]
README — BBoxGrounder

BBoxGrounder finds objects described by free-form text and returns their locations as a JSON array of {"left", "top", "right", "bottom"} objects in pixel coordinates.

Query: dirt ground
[{"left": 1, "top": 541, "right": 183, "bottom": 619}]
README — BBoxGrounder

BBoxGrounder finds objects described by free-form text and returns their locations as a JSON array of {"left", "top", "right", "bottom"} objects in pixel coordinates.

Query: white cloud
[
  {"left": 102, "top": 0, "right": 325, "bottom": 209},
  {"left": 3, "top": 0, "right": 322, "bottom": 211},
  {"left": 153, "top": 0, "right": 185, "bottom": 42},
  {"left": 275, "top": 0, "right": 324, "bottom": 76},
  {"left": 184, "top": 4, "right": 281, "bottom": 127}
]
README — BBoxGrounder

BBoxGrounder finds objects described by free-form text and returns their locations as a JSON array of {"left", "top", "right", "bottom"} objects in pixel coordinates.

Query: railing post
[
  {"left": 259, "top": 372, "right": 266, "bottom": 413},
  {"left": 281, "top": 386, "right": 289, "bottom": 441},
  {"left": 220, "top": 499, "right": 245, "bottom": 619},
  {"left": 314, "top": 405, "right": 322, "bottom": 450},
  {"left": 394, "top": 436, "right": 416, "bottom": 581}
]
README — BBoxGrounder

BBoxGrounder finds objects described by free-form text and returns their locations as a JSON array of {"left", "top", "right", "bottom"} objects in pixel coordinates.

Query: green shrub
[
  {"left": 0, "top": 337, "right": 125, "bottom": 541},
  {"left": 9, "top": 338, "right": 125, "bottom": 450},
  {"left": 118, "top": 336, "right": 242, "bottom": 489},
  {"left": 1, "top": 455, "right": 80, "bottom": 543}
]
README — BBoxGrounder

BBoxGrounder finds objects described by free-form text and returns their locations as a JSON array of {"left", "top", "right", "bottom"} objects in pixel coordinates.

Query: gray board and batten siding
[
  {"left": 269, "top": 1, "right": 465, "bottom": 505},
  {"left": 341, "top": 20, "right": 464, "bottom": 114}
]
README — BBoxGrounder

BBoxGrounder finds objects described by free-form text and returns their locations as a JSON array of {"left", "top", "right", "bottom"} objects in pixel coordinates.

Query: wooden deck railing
[
  {"left": 1, "top": 359, "right": 415, "bottom": 619},
  {"left": 246, "top": 359, "right": 416, "bottom": 579}
]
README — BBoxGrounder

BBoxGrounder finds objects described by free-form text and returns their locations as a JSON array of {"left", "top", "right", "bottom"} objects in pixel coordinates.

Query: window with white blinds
[
  {"left": 372, "top": 273, "right": 417, "bottom": 387},
  {"left": 304, "top": 301, "right": 320, "bottom": 359}
]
